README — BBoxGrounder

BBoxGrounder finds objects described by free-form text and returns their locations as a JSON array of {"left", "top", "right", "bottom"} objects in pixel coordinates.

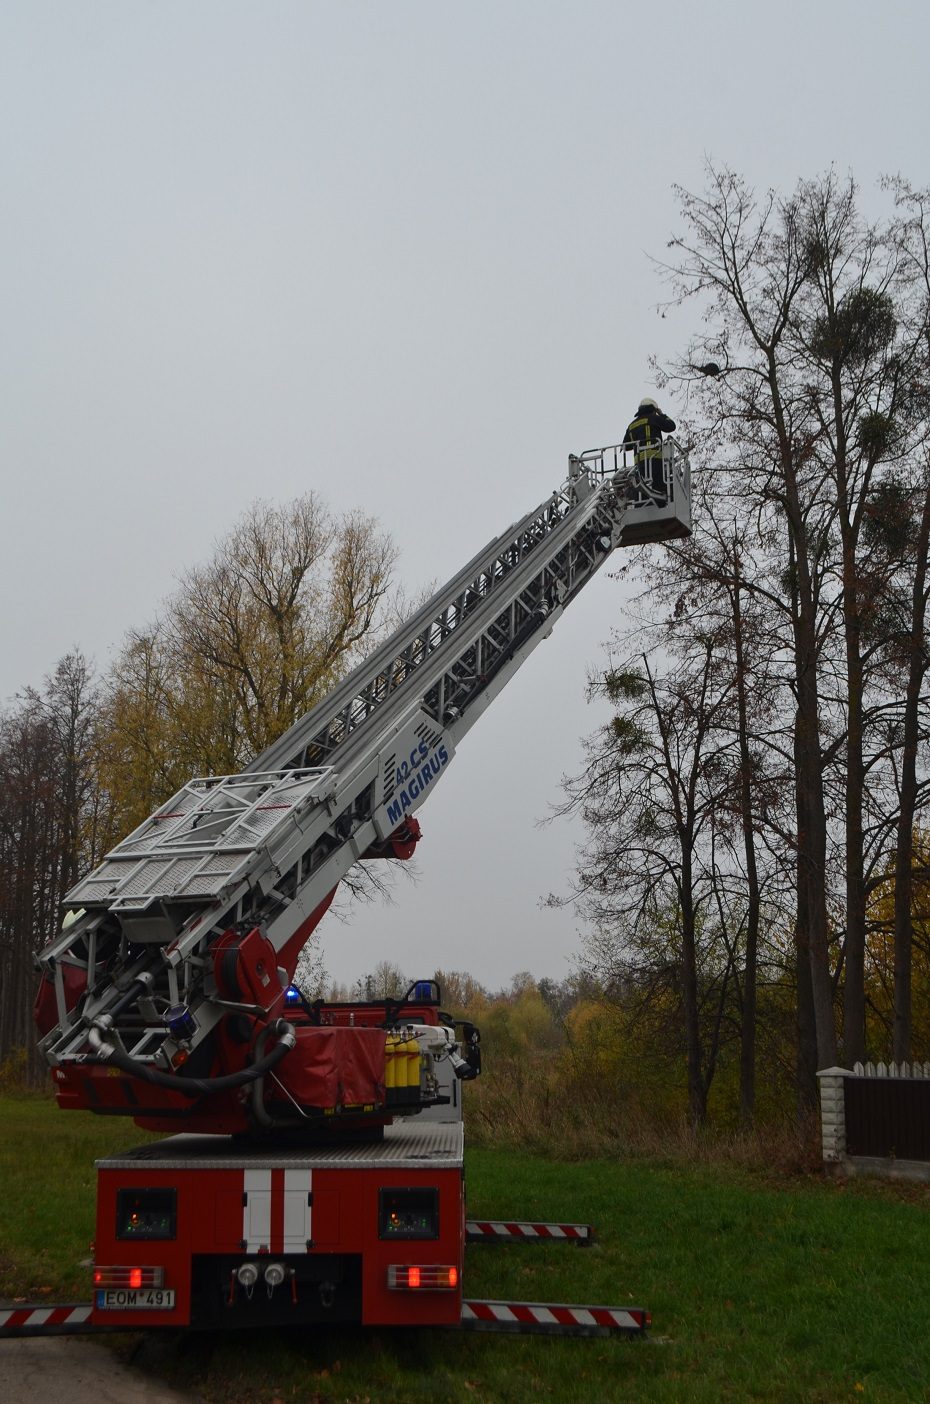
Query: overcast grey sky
[{"left": 2, "top": 1, "right": 928, "bottom": 991}]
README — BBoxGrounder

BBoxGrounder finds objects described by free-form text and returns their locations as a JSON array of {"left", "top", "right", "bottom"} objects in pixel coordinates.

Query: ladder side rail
[
  {"left": 432, "top": 489, "right": 623, "bottom": 750},
  {"left": 191, "top": 478, "right": 631, "bottom": 987},
  {"left": 249, "top": 499, "right": 571, "bottom": 774},
  {"left": 247, "top": 476, "right": 587, "bottom": 776},
  {"left": 275, "top": 488, "right": 584, "bottom": 773},
  {"left": 345, "top": 442, "right": 652, "bottom": 764},
  {"left": 282, "top": 474, "right": 623, "bottom": 783},
  {"left": 246, "top": 514, "right": 543, "bottom": 772},
  {"left": 252, "top": 480, "right": 626, "bottom": 924},
  {"left": 199, "top": 478, "right": 623, "bottom": 940},
  {"left": 246, "top": 477, "right": 631, "bottom": 967}
]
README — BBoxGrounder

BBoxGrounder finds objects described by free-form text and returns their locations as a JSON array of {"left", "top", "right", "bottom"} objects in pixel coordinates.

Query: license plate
[{"left": 96, "top": 1288, "right": 176, "bottom": 1310}]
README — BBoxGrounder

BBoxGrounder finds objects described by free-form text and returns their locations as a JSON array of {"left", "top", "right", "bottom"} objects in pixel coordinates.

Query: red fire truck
[{"left": 4, "top": 436, "right": 690, "bottom": 1341}]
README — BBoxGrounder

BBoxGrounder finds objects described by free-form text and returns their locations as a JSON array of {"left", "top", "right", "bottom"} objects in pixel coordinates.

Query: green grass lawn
[
  {"left": 0, "top": 1093, "right": 159, "bottom": 1298},
  {"left": 2, "top": 1094, "right": 930, "bottom": 1402}
]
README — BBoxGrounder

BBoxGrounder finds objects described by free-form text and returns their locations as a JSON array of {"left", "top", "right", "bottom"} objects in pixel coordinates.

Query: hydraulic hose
[
  {"left": 250, "top": 1019, "right": 306, "bottom": 1128},
  {"left": 87, "top": 1020, "right": 296, "bottom": 1098},
  {"left": 107, "top": 976, "right": 152, "bottom": 1020}
]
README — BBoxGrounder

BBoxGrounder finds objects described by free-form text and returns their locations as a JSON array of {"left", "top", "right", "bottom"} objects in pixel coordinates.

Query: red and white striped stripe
[
  {"left": 466, "top": 1219, "right": 593, "bottom": 1243},
  {"left": 242, "top": 1168, "right": 313, "bottom": 1253},
  {"left": 0, "top": 1304, "right": 92, "bottom": 1334},
  {"left": 462, "top": 1299, "right": 648, "bottom": 1333}
]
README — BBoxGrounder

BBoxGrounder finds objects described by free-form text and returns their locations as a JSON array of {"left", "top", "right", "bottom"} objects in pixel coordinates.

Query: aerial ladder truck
[{"left": 7, "top": 436, "right": 690, "bottom": 1340}]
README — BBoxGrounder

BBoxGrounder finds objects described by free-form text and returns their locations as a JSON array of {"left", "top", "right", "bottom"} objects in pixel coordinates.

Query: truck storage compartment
[{"left": 269, "top": 1026, "right": 387, "bottom": 1110}]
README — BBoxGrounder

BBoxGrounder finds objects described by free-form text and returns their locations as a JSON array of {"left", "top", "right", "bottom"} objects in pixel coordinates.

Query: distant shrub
[{"left": 0, "top": 1047, "right": 31, "bottom": 1094}]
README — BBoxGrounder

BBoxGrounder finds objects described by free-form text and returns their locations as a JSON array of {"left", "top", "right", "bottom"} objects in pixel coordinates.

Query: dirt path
[{"left": 0, "top": 1336, "right": 206, "bottom": 1404}]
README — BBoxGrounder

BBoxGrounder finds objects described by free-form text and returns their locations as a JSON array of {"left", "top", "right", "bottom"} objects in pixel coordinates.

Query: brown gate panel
[{"left": 844, "top": 1077, "right": 930, "bottom": 1159}]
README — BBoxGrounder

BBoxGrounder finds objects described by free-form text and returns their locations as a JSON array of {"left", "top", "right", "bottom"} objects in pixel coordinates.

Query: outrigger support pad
[
  {"left": 459, "top": 1299, "right": 650, "bottom": 1337},
  {"left": 466, "top": 1218, "right": 594, "bottom": 1246},
  {"left": 0, "top": 1304, "right": 103, "bottom": 1338}
]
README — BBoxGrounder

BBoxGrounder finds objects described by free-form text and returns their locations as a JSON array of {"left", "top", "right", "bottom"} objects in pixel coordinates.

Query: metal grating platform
[
  {"left": 67, "top": 768, "right": 334, "bottom": 912},
  {"left": 97, "top": 1119, "right": 465, "bottom": 1172}
]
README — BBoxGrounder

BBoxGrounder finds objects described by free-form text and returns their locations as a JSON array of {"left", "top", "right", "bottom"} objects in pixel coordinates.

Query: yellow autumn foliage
[{"left": 92, "top": 495, "right": 396, "bottom": 848}]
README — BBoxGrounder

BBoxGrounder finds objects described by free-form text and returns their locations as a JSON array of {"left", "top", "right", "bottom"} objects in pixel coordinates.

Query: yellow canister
[
  {"left": 405, "top": 1036, "right": 420, "bottom": 1094},
  {"left": 384, "top": 1034, "right": 397, "bottom": 1099}
]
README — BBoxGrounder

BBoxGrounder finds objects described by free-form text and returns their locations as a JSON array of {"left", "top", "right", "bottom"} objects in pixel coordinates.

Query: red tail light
[
  {"left": 387, "top": 1264, "right": 458, "bottom": 1291},
  {"left": 93, "top": 1266, "right": 164, "bottom": 1287}
]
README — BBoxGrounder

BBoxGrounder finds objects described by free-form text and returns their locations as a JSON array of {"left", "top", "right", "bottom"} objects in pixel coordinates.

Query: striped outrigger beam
[
  {"left": 0, "top": 1303, "right": 94, "bottom": 1336},
  {"left": 461, "top": 1299, "right": 649, "bottom": 1335},
  {"left": 465, "top": 1219, "right": 594, "bottom": 1245}
]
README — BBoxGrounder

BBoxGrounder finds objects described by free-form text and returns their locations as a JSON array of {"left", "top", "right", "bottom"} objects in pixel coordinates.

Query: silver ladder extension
[{"left": 39, "top": 441, "right": 689, "bottom": 1067}]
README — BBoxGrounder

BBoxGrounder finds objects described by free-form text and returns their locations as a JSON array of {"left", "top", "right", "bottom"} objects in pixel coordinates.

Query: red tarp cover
[{"left": 275, "top": 1026, "right": 387, "bottom": 1109}]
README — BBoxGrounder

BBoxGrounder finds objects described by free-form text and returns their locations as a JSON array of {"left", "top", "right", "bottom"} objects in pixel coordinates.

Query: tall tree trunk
[
  {"left": 768, "top": 350, "right": 837, "bottom": 1071},
  {"left": 893, "top": 476, "right": 930, "bottom": 1062},
  {"left": 731, "top": 552, "right": 761, "bottom": 1126},
  {"left": 792, "top": 563, "right": 836, "bottom": 1068},
  {"left": 679, "top": 860, "right": 706, "bottom": 1129},
  {"left": 826, "top": 363, "right": 869, "bottom": 1066},
  {"left": 795, "top": 918, "right": 820, "bottom": 1111},
  {"left": 839, "top": 517, "right": 867, "bottom": 1064},
  {"left": 793, "top": 680, "right": 830, "bottom": 1095}
]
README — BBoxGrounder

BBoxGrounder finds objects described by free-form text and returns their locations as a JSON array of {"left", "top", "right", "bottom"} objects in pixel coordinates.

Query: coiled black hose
[{"left": 90, "top": 1020, "right": 296, "bottom": 1098}]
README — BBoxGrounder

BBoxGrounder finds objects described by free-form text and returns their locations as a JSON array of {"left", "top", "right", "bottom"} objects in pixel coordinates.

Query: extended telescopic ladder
[{"left": 38, "top": 440, "right": 689, "bottom": 1069}]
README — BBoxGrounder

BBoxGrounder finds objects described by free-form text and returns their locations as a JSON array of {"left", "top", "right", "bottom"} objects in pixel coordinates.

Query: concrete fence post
[{"left": 817, "top": 1066, "right": 849, "bottom": 1165}]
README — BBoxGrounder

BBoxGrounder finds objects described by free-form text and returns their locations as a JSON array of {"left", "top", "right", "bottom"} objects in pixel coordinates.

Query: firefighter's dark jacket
[{"left": 624, "top": 406, "right": 676, "bottom": 455}]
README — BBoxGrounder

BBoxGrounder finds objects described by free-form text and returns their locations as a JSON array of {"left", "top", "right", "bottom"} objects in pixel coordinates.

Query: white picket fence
[{"left": 851, "top": 1060, "right": 930, "bottom": 1078}]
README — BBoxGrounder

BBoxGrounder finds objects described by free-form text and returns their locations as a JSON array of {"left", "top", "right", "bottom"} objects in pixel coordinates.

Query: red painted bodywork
[{"left": 91, "top": 1152, "right": 464, "bottom": 1329}]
